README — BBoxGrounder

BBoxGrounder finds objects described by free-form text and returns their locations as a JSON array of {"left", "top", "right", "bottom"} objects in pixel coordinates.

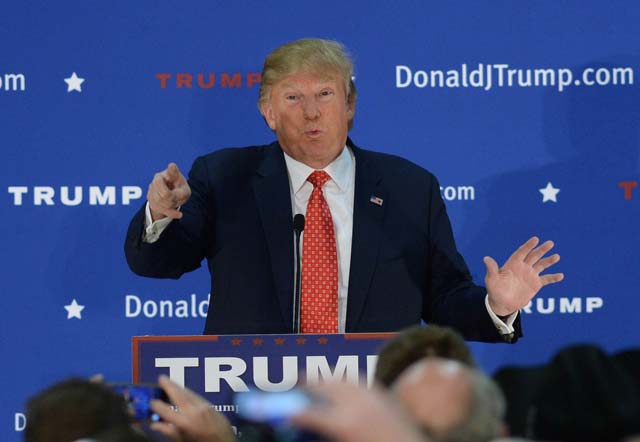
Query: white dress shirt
[
  {"left": 143, "top": 145, "right": 516, "bottom": 334},
  {"left": 283, "top": 146, "right": 355, "bottom": 333}
]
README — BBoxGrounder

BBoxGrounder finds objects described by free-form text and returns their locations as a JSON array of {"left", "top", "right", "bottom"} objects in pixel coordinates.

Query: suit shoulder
[
  {"left": 197, "top": 144, "right": 270, "bottom": 165},
  {"left": 357, "top": 146, "right": 438, "bottom": 183},
  {"left": 191, "top": 143, "right": 275, "bottom": 176}
]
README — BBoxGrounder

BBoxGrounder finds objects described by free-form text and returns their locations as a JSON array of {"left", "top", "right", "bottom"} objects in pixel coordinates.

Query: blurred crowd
[{"left": 24, "top": 326, "right": 640, "bottom": 442}]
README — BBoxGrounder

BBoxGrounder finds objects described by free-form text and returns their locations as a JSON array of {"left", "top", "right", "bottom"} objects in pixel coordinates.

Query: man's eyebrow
[
  {"left": 317, "top": 76, "right": 337, "bottom": 84},
  {"left": 319, "top": 75, "right": 337, "bottom": 82},
  {"left": 279, "top": 81, "right": 298, "bottom": 89},
  {"left": 279, "top": 77, "right": 337, "bottom": 89}
]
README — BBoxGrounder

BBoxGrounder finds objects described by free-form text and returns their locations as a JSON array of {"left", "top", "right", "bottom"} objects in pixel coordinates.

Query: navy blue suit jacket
[{"left": 125, "top": 140, "right": 520, "bottom": 342}]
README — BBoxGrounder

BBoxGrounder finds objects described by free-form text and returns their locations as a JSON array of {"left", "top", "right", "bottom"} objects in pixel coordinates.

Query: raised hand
[
  {"left": 291, "top": 381, "right": 426, "bottom": 442},
  {"left": 150, "top": 375, "right": 235, "bottom": 442},
  {"left": 484, "top": 236, "right": 564, "bottom": 316},
  {"left": 147, "top": 163, "right": 191, "bottom": 221}
]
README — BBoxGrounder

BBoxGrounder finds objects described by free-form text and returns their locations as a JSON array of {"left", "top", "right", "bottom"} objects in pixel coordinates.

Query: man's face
[{"left": 261, "top": 70, "right": 355, "bottom": 169}]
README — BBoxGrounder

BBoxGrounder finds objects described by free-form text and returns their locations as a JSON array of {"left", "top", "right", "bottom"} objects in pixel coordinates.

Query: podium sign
[{"left": 132, "top": 333, "right": 393, "bottom": 416}]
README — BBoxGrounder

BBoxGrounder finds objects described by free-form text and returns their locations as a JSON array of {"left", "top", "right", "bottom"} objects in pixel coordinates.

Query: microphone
[{"left": 292, "top": 214, "right": 305, "bottom": 333}]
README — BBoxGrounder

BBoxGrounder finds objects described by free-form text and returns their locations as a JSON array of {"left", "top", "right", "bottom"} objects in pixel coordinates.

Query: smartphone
[
  {"left": 110, "top": 383, "right": 168, "bottom": 423},
  {"left": 234, "top": 389, "right": 320, "bottom": 442},
  {"left": 235, "top": 389, "right": 314, "bottom": 426}
]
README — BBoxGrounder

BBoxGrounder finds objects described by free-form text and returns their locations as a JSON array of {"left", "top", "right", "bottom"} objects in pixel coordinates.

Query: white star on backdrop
[
  {"left": 64, "top": 299, "right": 85, "bottom": 319},
  {"left": 539, "top": 182, "right": 560, "bottom": 203},
  {"left": 64, "top": 72, "right": 85, "bottom": 92}
]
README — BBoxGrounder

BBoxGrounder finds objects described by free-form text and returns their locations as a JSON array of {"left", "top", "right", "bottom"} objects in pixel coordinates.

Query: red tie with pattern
[{"left": 301, "top": 170, "right": 338, "bottom": 334}]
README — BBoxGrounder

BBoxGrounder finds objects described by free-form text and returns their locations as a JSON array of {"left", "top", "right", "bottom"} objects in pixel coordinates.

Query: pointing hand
[{"left": 147, "top": 163, "right": 191, "bottom": 221}]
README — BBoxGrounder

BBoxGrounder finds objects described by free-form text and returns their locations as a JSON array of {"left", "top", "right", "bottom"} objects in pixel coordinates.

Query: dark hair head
[
  {"left": 25, "top": 378, "right": 135, "bottom": 442},
  {"left": 528, "top": 344, "right": 640, "bottom": 442},
  {"left": 375, "top": 325, "right": 476, "bottom": 387}
]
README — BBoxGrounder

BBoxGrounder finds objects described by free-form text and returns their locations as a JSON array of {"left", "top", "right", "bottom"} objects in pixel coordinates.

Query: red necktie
[{"left": 301, "top": 170, "right": 338, "bottom": 334}]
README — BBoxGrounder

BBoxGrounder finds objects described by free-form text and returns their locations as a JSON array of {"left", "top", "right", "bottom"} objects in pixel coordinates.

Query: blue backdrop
[{"left": 3, "top": 1, "right": 640, "bottom": 440}]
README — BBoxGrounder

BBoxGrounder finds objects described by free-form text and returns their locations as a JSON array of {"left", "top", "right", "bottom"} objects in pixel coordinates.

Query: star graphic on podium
[
  {"left": 231, "top": 339, "right": 242, "bottom": 346},
  {"left": 274, "top": 338, "right": 286, "bottom": 345},
  {"left": 317, "top": 337, "right": 329, "bottom": 345},
  {"left": 296, "top": 338, "right": 307, "bottom": 345},
  {"left": 64, "top": 72, "right": 85, "bottom": 92},
  {"left": 64, "top": 299, "right": 85, "bottom": 319},
  {"left": 252, "top": 338, "right": 264, "bottom": 346},
  {"left": 539, "top": 182, "right": 560, "bottom": 203}
]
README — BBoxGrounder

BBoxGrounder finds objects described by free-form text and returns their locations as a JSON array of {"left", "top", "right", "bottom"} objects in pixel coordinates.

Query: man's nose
[{"left": 302, "top": 97, "right": 320, "bottom": 119}]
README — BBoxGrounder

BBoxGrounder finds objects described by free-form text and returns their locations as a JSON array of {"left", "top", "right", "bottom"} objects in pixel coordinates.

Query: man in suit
[{"left": 125, "top": 39, "right": 563, "bottom": 341}]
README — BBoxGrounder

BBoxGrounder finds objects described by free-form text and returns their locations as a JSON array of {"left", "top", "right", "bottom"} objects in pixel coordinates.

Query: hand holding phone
[
  {"left": 109, "top": 383, "right": 168, "bottom": 423},
  {"left": 149, "top": 375, "right": 235, "bottom": 442}
]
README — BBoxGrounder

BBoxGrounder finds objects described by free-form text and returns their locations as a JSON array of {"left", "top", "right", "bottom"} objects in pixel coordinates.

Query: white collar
[{"left": 283, "top": 145, "right": 353, "bottom": 194}]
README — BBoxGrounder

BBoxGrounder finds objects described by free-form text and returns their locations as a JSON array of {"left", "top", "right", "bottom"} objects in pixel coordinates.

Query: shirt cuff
[
  {"left": 143, "top": 202, "right": 173, "bottom": 243},
  {"left": 484, "top": 295, "right": 518, "bottom": 335}
]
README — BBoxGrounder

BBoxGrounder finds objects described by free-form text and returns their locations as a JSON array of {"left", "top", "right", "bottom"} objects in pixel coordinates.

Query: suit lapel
[
  {"left": 252, "top": 142, "right": 294, "bottom": 330},
  {"left": 346, "top": 142, "right": 386, "bottom": 331}
]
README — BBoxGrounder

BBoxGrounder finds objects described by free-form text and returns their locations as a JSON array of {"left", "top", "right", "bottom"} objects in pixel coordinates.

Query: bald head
[
  {"left": 392, "top": 358, "right": 505, "bottom": 442},
  {"left": 393, "top": 358, "right": 471, "bottom": 434}
]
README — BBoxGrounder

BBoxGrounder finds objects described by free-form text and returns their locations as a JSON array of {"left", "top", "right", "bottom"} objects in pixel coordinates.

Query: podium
[{"left": 132, "top": 333, "right": 393, "bottom": 420}]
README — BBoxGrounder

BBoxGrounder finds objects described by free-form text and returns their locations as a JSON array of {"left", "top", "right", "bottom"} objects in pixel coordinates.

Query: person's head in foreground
[
  {"left": 392, "top": 358, "right": 506, "bottom": 442},
  {"left": 525, "top": 344, "right": 640, "bottom": 442},
  {"left": 375, "top": 324, "right": 476, "bottom": 387},
  {"left": 258, "top": 38, "right": 357, "bottom": 169},
  {"left": 25, "top": 378, "right": 146, "bottom": 442}
]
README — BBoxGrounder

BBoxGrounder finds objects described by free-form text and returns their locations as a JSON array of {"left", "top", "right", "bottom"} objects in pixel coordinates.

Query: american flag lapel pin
[{"left": 369, "top": 195, "right": 384, "bottom": 206}]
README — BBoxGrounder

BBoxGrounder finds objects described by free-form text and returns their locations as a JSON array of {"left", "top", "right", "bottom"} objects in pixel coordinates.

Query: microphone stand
[{"left": 292, "top": 214, "right": 305, "bottom": 333}]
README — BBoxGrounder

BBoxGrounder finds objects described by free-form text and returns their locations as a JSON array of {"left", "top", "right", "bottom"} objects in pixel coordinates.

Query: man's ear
[
  {"left": 346, "top": 80, "right": 357, "bottom": 118},
  {"left": 260, "top": 101, "right": 277, "bottom": 131},
  {"left": 346, "top": 94, "right": 356, "bottom": 120},
  {"left": 347, "top": 99, "right": 355, "bottom": 118}
]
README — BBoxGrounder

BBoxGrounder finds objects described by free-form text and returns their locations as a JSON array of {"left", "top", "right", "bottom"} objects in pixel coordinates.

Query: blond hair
[{"left": 258, "top": 38, "right": 357, "bottom": 127}]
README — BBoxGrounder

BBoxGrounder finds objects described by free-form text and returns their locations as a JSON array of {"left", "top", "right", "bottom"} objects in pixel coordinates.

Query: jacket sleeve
[
  {"left": 124, "top": 156, "right": 214, "bottom": 279},
  {"left": 422, "top": 174, "right": 522, "bottom": 343}
]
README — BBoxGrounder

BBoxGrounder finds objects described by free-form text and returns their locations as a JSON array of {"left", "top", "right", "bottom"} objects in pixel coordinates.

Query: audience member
[
  {"left": 493, "top": 363, "right": 546, "bottom": 436},
  {"left": 25, "top": 378, "right": 148, "bottom": 442},
  {"left": 392, "top": 358, "right": 506, "bottom": 442},
  {"left": 524, "top": 344, "right": 640, "bottom": 442},
  {"left": 375, "top": 325, "right": 476, "bottom": 387},
  {"left": 495, "top": 344, "right": 640, "bottom": 441},
  {"left": 615, "top": 348, "right": 640, "bottom": 392},
  {"left": 88, "top": 426, "right": 151, "bottom": 442},
  {"left": 30, "top": 343, "right": 640, "bottom": 442}
]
